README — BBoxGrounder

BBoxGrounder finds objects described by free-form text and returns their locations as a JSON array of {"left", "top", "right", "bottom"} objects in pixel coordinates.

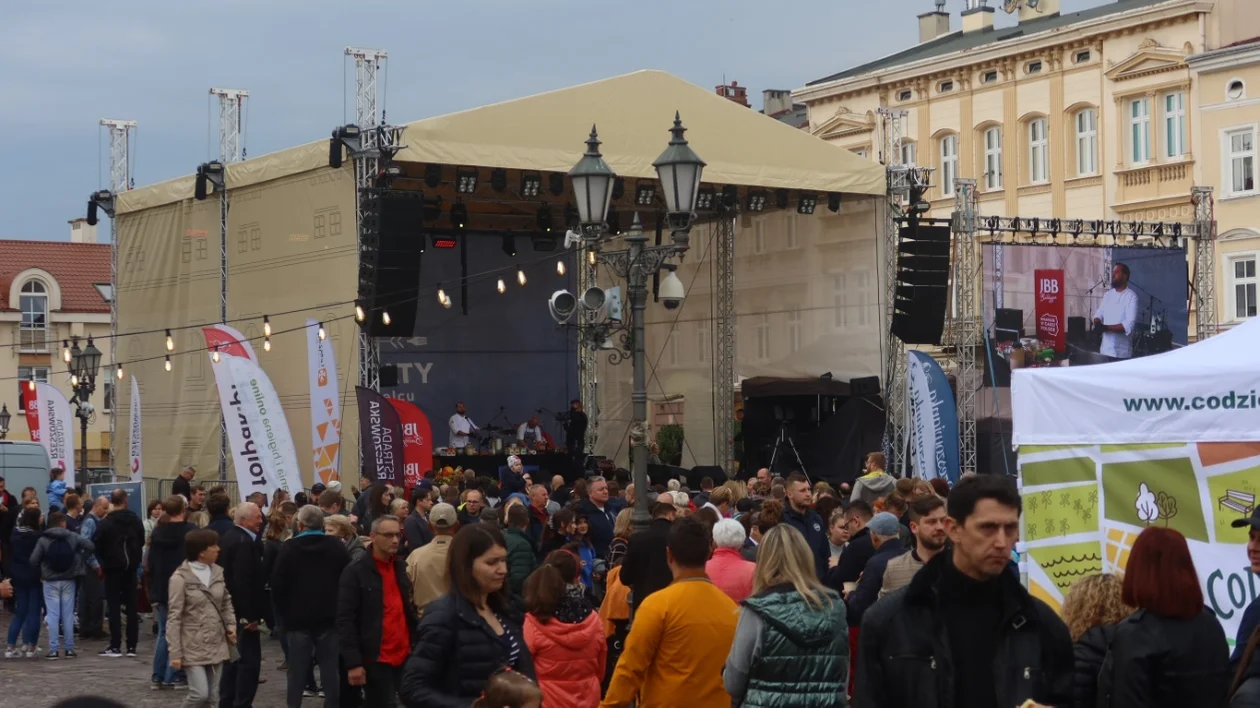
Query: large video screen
[{"left": 981, "top": 245, "right": 1188, "bottom": 380}]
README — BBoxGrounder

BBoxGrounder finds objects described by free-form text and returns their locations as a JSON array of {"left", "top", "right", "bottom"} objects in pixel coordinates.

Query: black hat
[
  {"left": 1230, "top": 509, "right": 1260, "bottom": 530},
  {"left": 311, "top": 483, "right": 327, "bottom": 494}
]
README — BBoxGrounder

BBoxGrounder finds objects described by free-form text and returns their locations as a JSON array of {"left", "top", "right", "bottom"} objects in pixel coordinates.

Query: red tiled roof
[{"left": 0, "top": 240, "right": 111, "bottom": 313}]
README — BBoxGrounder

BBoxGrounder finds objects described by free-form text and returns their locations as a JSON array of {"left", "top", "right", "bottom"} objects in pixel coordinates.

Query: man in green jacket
[{"left": 504, "top": 504, "right": 538, "bottom": 596}]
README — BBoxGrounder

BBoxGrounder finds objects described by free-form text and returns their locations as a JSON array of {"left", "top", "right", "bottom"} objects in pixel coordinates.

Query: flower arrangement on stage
[{"left": 435, "top": 466, "right": 464, "bottom": 488}]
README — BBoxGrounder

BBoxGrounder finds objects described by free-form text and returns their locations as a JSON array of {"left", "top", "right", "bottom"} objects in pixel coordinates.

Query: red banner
[
  {"left": 20, "top": 381, "right": 40, "bottom": 442},
  {"left": 388, "top": 398, "right": 434, "bottom": 492},
  {"left": 1034, "top": 269, "right": 1066, "bottom": 352}
]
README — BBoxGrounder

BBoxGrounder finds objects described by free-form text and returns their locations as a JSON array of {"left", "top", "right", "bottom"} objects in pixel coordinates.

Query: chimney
[
  {"left": 762, "top": 89, "right": 795, "bottom": 117},
  {"left": 962, "top": 0, "right": 995, "bottom": 34},
  {"left": 715, "top": 80, "right": 750, "bottom": 108},
  {"left": 69, "top": 218, "right": 97, "bottom": 244},
  {"left": 918, "top": 3, "right": 951, "bottom": 43},
  {"left": 1018, "top": 0, "right": 1059, "bottom": 23}
]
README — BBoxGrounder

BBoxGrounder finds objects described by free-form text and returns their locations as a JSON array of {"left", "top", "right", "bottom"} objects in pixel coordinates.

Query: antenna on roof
[{"left": 935, "top": 0, "right": 946, "bottom": 9}]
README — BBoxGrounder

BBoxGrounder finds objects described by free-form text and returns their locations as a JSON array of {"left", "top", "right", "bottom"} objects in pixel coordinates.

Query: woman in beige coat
[{"left": 167, "top": 529, "right": 237, "bottom": 708}]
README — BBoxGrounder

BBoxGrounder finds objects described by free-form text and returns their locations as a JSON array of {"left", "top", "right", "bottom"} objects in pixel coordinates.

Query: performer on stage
[
  {"left": 517, "top": 415, "right": 546, "bottom": 446},
  {"left": 564, "top": 399, "right": 588, "bottom": 467},
  {"left": 448, "top": 401, "right": 478, "bottom": 448},
  {"left": 1093, "top": 262, "right": 1138, "bottom": 360}
]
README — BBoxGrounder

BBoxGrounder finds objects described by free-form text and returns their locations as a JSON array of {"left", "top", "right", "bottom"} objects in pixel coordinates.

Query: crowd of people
[{"left": 0, "top": 449, "right": 1258, "bottom": 707}]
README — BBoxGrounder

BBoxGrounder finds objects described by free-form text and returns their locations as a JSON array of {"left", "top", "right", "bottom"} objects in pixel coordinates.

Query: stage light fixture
[
  {"left": 382, "top": 164, "right": 404, "bottom": 180},
  {"left": 165, "top": 330, "right": 175, "bottom": 352},
  {"left": 746, "top": 190, "right": 767, "bottom": 213},
  {"left": 165, "top": 356, "right": 172, "bottom": 372},
  {"left": 263, "top": 337, "right": 271, "bottom": 352},
  {"left": 549, "top": 173, "right": 566, "bottom": 196},
  {"left": 612, "top": 178, "right": 625, "bottom": 202},
  {"left": 263, "top": 315, "right": 272, "bottom": 337},
  {"left": 828, "top": 193, "right": 842, "bottom": 213},
  {"left": 497, "top": 278, "right": 506, "bottom": 294},
  {"left": 776, "top": 189, "right": 789, "bottom": 210},
  {"left": 212, "top": 347, "right": 220, "bottom": 364},
  {"left": 382, "top": 311, "right": 392, "bottom": 326},
  {"left": 450, "top": 200, "right": 469, "bottom": 229},
  {"left": 517, "top": 267, "right": 527, "bottom": 286},
  {"left": 696, "top": 187, "right": 715, "bottom": 211},
  {"left": 536, "top": 204, "right": 553, "bottom": 233},
  {"left": 797, "top": 193, "right": 818, "bottom": 215},
  {"left": 317, "top": 322, "right": 327, "bottom": 341},
  {"left": 62, "top": 340, "right": 72, "bottom": 364},
  {"left": 116, "top": 365, "right": 124, "bottom": 381},
  {"left": 502, "top": 235, "right": 517, "bottom": 258},
  {"left": 491, "top": 168, "right": 508, "bottom": 192},
  {"left": 557, "top": 260, "right": 566, "bottom": 276},
  {"left": 721, "top": 185, "right": 739, "bottom": 208},
  {"left": 424, "top": 164, "right": 442, "bottom": 188},
  {"left": 635, "top": 181, "right": 656, "bottom": 206},
  {"left": 456, "top": 169, "right": 478, "bottom": 194},
  {"left": 328, "top": 133, "right": 343, "bottom": 169},
  {"left": 520, "top": 172, "right": 542, "bottom": 198},
  {"left": 87, "top": 199, "right": 98, "bottom": 226},
  {"left": 355, "top": 304, "right": 366, "bottom": 322}
]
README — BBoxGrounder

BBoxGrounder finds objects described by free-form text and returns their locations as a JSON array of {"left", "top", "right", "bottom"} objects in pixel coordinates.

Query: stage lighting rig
[
  {"left": 797, "top": 193, "right": 818, "bottom": 215},
  {"left": 721, "top": 185, "right": 739, "bottom": 209},
  {"left": 86, "top": 189, "right": 115, "bottom": 226},
  {"left": 696, "top": 187, "right": 714, "bottom": 211},
  {"left": 776, "top": 189, "right": 790, "bottom": 210},
  {"left": 827, "top": 193, "right": 842, "bottom": 213},
  {"left": 520, "top": 172, "right": 542, "bottom": 198},
  {"left": 424, "top": 164, "right": 442, "bottom": 188},
  {"left": 634, "top": 180, "right": 656, "bottom": 207},
  {"left": 491, "top": 168, "right": 508, "bottom": 192},
  {"left": 456, "top": 168, "right": 478, "bottom": 194},
  {"left": 746, "top": 190, "right": 767, "bottom": 213},
  {"left": 194, "top": 161, "right": 225, "bottom": 201},
  {"left": 327, "top": 124, "right": 362, "bottom": 169}
]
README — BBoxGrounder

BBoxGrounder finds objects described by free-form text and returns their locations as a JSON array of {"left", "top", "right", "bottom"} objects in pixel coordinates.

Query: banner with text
[
  {"left": 34, "top": 383, "right": 76, "bottom": 487},
  {"left": 388, "top": 397, "right": 433, "bottom": 491},
  {"left": 906, "top": 351, "right": 960, "bottom": 484},
  {"left": 128, "top": 376, "right": 142, "bottom": 480},
  {"left": 205, "top": 327, "right": 302, "bottom": 502},
  {"left": 1034, "top": 269, "right": 1066, "bottom": 353},
  {"left": 21, "top": 381, "right": 41, "bottom": 445},
  {"left": 357, "top": 386, "right": 402, "bottom": 486},
  {"left": 306, "top": 319, "right": 342, "bottom": 484}
]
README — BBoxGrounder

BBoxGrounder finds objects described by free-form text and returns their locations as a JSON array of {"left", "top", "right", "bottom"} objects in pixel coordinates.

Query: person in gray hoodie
[
  {"left": 849, "top": 451, "right": 896, "bottom": 507},
  {"left": 30, "top": 511, "right": 98, "bottom": 658}
]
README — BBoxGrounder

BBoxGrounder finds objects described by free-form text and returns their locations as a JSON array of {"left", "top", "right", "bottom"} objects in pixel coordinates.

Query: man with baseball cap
[
  {"left": 1228, "top": 509, "right": 1260, "bottom": 698},
  {"left": 845, "top": 512, "right": 909, "bottom": 625},
  {"left": 405, "top": 503, "right": 458, "bottom": 613}
]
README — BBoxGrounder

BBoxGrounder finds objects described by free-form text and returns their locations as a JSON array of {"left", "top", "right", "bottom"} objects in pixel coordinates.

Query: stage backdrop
[{"left": 380, "top": 232, "right": 578, "bottom": 452}]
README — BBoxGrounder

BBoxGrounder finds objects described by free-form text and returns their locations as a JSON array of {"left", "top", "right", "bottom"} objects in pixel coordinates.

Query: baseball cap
[
  {"left": 1231, "top": 508, "right": 1260, "bottom": 530},
  {"left": 867, "top": 512, "right": 901, "bottom": 538},
  {"left": 311, "top": 483, "right": 327, "bottom": 494},
  {"left": 429, "top": 502, "right": 457, "bottom": 529}
]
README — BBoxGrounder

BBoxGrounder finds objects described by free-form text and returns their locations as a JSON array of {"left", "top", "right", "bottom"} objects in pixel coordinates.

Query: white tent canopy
[{"left": 1012, "top": 318, "right": 1260, "bottom": 446}]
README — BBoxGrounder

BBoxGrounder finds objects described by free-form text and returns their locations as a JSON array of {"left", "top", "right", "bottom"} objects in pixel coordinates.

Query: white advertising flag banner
[
  {"left": 34, "top": 383, "right": 76, "bottom": 488},
  {"left": 204, "top": 327, "right": 302, "bottom": 502},
  {"left": 306, "top": 318, "right": 342, "bottom": 484},
  {"left": 128, "top": 376, "right": 142, "bottom": 480}
]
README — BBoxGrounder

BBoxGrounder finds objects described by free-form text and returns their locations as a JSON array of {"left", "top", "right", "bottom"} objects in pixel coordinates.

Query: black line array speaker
[
  {"left": 362, "top": 191, "right": 425, "bottom": 337},
  {"left": 849, "top": 376, "right": 881, "bottom": 397},
  {"left": 892, "top": 224, "right": 951, "bottom": 345}
]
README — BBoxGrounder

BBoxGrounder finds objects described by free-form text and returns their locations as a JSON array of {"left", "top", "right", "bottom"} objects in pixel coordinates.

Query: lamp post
[
  {"left": 66, "top": 336, "right": 102, "bottom": 476},
  {"left": 0, "top": 403, "right": 10, "bottom": 440},
  {"left": 565, "top": 114, "right": 705, "bottom": 531}
]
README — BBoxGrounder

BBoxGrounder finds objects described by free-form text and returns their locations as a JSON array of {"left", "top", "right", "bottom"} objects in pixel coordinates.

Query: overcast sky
[{"left": 1, "top": 0, "right": 1117, "bottom": 241}]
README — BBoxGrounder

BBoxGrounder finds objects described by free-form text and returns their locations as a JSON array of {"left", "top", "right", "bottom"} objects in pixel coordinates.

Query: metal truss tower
[
  {"left": 210, "top": 88, "right": 247, "bottom": 479},
  {"left": 713, "top": 214, "right": 736, "bottom": 474},
  {"left": 1192, "top": 186, "right": 1217, "bottom": 341},
  {"left": 577, "top": 244, "right": 599, "bottom": 456},
  {"left": 101, "top": 119, "right": 136, "bottom": 475},
  {"left": 951, "top": 179, "right": 980, "bottom": 476},
  {"left": 878, "top": 107, "right": 910, "bottom": 476}
]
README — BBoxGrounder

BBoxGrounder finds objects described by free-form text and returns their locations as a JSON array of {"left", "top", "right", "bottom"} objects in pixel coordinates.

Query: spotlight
[
  {"left": 696, "top": 187, "right": 715, "bottom": 211},
  {"left": 612, "top": 178, "right": 625, "bottom": 202},
  {"left": 797, "top": 193, "right": 818, "bottom": 215},
  {"left": 456, "top": 169, "right": 478, "bottom": 194},
  {"left": 497, "top": 278, "right": 506, "bottom": 294},
  {"left": 424, "top": 164, "right": 442, "bottom": 188},
  {"left": 116, "top": 365, "right": 124, "bottom": 381},
  {"left": 165, "top": 356, "right": 172, "bottom": 372},
  {"left": 382, "top": 311, "right": 392, "bottom": 326},
  {"left": 355, "top": 304, "right": 366, "bottom": 322},
  {"left": 721, "top": 185, "right": 739, "bottom": 208},
  {"left": 263, "top": 315, "right": 272, "bottom": 337},
  {"left": 490, "top": 168, "right": 508, "bottom": 192},
  {"left": 317, "top": 322, "right": 327, "bottom": 341},
  {"left": 518, "top": 267, "right": 527, "bottom": 286},
  {"left": 165, "top": 330, "right": 175, "bottom": 352},
  {"left": 195, "top": 168, "right": 208, "bottom": 201},
  {"left": 746, "top": 190, "right": 767, "bottom": 213},
  {"left": 381, "top": 164, "right": 403, "bottom": 180},
  {"left": 776, "top": 189, "right": 789, "bottom": 209},
  {"left": 557, "top": 260, "right": 566, "bottom": 276},
  {"left": 264, "top": 337, "right": 271, "bottom": 352},
  {"left": 87, "top": 199, "right": 99, "bottom": 226},
  {"left": 827, "top": 193, "right": 842, "bottom": 213},
  {"left": 635, "top": 181, "right": 656, "bottom": 206},
  {"left": 549, "top": 173, "right": 566, "bottom": 196},
  {"left": 62, "top": 340, "right": 71, "bottom": 364},
  {"left": 328, "top": 133, "right": 343, "bottom": 169},
  {"left": 450, "top": 200, "right": 468, "bottom": 229},
  {"left": 502, "top": 235, "right": 517, "bottom": 258},
  {"left": 520, "top": 172, "right": 542, "bottom": 198},
  {"left": 211, "top": 347, "right": 220, "bottom": 364},
  {"left": 536, "top": 204, "right": 553, "bottom": 233}
]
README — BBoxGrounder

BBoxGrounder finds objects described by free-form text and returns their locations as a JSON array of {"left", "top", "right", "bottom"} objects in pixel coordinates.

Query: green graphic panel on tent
[
  {"left": 1029, "top": 541, "right": 1104, "bottom": 596},
  {"left": 1100, "top": 443, "right": 1186, "bottom": 453},
  {"left": 1205, "top": 465, "right": 1260, "bottom": 543},
  {"left": 1022, "top": 445, "right": 1091, "bottom": 455},
  {"left": 1022, "top": 455, "right": 1097, "bottom": 487},
  {"left": 1024, "top": 484, "right": 1100, "bottom": 542},
  {"left": 1102, "top": 457, "right": 1208, "bottom": 543}
]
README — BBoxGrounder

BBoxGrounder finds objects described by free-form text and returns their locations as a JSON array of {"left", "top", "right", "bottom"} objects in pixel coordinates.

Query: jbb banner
[
  {"left": 357, "top": 387, "right": 402, "bottom": 486},
  {"left": 388, "top": 398, "right": 434, "bottom": 491},
  {"left": 1034, "top": 269, "right": 1066, "bottom": 352}
]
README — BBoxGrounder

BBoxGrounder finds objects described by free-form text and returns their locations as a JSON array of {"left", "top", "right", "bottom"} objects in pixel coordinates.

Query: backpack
[{"left": 46, "top": 536, "right": 76, "bottom": 574}]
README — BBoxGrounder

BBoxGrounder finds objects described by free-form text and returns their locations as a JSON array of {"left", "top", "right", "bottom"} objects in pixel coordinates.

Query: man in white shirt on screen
[
  {"left": 517, "top": 415, "right": 545, "bottom": 447},
  {"left": 449, "top": 401, "right": 478, "bottom": 449},
  {"left": 1093, "top": 262, "right": 1138, "bottom": 360}
]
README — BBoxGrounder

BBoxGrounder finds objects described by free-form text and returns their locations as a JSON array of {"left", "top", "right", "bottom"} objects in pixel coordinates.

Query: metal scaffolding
[
  {"left": 1193, "top": 186, "right": 1217, "bottom": 341},
  {"left": 951, "top": 179, "right": 980, "bottom": 476},
  {"left": 878, "top": 107, "right": 909, "bottom": 476},
  {"left": 713, "top": 213, "right": 736, "bottom": 474},
  {"left": 210, "top": 88, "right": 247, "bottom": 480},
  {"left": 577, "top": 244, "right": 598, "bottom": 455},
  {"left": 100, "top": 119, "right": 136, "bottom": 474}
]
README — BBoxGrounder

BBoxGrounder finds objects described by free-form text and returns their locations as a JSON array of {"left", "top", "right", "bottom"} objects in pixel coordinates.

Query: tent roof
[
  {"left": 1011, "top": 318, "right": 1260, "bottom": 445},
  {"left": 118, "top": 70, "right": 884, "bottom": 215}
]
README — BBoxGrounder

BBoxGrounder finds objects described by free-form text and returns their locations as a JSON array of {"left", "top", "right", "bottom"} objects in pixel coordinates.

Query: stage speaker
[
  {"left": 849, "top": 376, "right": 881, "bottom": 397},
  {"left": 1067, "top": 316, "right": 1086, "bottom": 344},
  {"left": 892, "top": 224, "right": 950, "bottom": 345},
  {"left": 379, "top": 365, "right": 399, "bottom": 387},
  {"left": 995, "top": 308, "right": 1023, "bottom": 342},
  {"left": 362, "top": 191, "right": 425, "bottom": 337}
]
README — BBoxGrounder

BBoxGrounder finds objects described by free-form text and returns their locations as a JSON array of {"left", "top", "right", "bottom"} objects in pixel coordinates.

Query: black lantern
[
  {"left": 81, "top": 337, "right": 102, "bottom": 379},
  {"left": 652, "top": 112, "right": 706, "bottom": 222},
  {"left": 0, "top": 403, "right": 10, "bottom": 439},
  {"left": 568, "top": 125, "right": 617, "bottom": 228},
  {"left": 69, "top": 338, "right": 85, "bottom": 379}
]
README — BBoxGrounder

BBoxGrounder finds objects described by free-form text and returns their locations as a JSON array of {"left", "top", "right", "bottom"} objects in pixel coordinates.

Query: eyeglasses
[{"left": 376, "top": 531, "right": 400, "bottom": 539}]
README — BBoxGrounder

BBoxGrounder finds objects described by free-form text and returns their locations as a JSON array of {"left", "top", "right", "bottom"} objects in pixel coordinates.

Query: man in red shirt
[{"left": 336, "top": 516, "right": 418, "bottom": 707}]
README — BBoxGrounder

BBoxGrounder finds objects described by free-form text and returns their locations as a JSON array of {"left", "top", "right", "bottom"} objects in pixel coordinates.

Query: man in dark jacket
[
  {"left": 94, "top": 488, "right": 145, "bottom": 657},
  {"left": 1229, "top": 508, "right": 1260, "bottom": 704},
  {"left": 619, "top": 502, "right": 676, "bottom": 611},
  {"left": 217, "top": 501, "right": 266, "bottom": 708},
  {"left": 781, "top": 473, "right": 829, "bottom": 579},
  {"left": 205, "top": 492, "right": 233, "bottom": 537},
  {"left": 337, "top": 516, "right": 417, "bottom": 707},
  {"left": 273, "top": 505, "right": 351, "bottom": 708},
  {"left": 0, "top": 476, "right": 18, "bottom": 580},
  {"left": 856, "top": 474, "right": 1072, "bottom": 708},
  {"left": 843, "top": 512, "right": 905, "bottom": 626},
  {"left": 403, "top": 484, "right": 434, "bottom": 551},
  {"left": 575, "top": 475, "right": 622, "bottom": 559},
  {"left": 828, "top": 500, "right": 874, "bottom": 589},
  {"left": 503, "top": 504, "right": 537, "bottom": 596},
  {"left": 146, "top": 495, "right": 195, "bottom": 688},
  {"left": 171, "top": 466, "right": 195, "bottom": 500}
]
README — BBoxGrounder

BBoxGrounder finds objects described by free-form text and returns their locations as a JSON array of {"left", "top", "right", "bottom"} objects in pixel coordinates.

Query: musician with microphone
[
  {"left": 1092, "top": 262, "right": 1138, "bottom": 361},
  {"left": 449, "top": 401, "right": 479, "bottom": 448}
]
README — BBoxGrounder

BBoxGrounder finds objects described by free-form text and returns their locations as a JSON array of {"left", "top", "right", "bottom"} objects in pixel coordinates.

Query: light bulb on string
[
  {"left": 263, "top": 337, "right": 271, "bottom": 352},
  {"left": 165, "top": 330, "right": 175, "bottom": 352},
  {"left": 116, "top": 365, "right": 124, "bottom": 381},
  {"left": 355, "top": 305, "right": 365, "bottom": 322},
  {"left": 164, "top": 356, "right": 172, "bottom": 372},
  {"left": 496, "top": 278, "right": 506, "bottom": 294},
  {"left": 441, "top": 293, "right": 452, "bottom": 309},
  {"left": 437, "top": 285, "right": 447, "bottom": 305},
  {"left": 517, "top": 267, "right": 527, "bottom": 286},
  {"left": 588, "top": 250, "right": 596, "bottom": 266},
  {"left": 263, "top": 315, "right": 272, "bottom": 337},
  {"left": 211, "top": 347, "right": 221, "bottom": 363},
  {"left": 317, "top": 322, "right": 327, "bottom": 341},
  {"left": 382, "top": 311, "right": 392, "bottom": 326},
  {"left": 556, "top": 260, "right": 566, "bottom": 276},
  {"left": 62, "top": 340, "right": 72, "bottom": 364},
  {"left": 70, "top": 374, "right": 79, "bottom": 388}
]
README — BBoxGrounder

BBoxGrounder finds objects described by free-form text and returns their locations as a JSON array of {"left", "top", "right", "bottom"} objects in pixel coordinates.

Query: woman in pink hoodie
[
  {"left": 522, "top": 550, "right": 606, "bottom": 708},
  {"left": 707, "top": 518, "right": 756, "bottom": 603}
]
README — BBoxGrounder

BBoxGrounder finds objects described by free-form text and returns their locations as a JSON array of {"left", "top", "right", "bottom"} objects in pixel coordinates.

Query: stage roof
[{"left": 118, "top": 70, "right": 884, "bottom": 214}]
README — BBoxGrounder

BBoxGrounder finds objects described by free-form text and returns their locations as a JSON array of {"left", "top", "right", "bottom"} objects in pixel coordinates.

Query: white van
[{"left": 0, "top": 441, "right": 53, "bottom": 510}]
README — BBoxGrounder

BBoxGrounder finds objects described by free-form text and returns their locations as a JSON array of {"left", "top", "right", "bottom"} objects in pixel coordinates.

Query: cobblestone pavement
[{"left": 0, "top": 622, "right": 297, "bottom": 708}]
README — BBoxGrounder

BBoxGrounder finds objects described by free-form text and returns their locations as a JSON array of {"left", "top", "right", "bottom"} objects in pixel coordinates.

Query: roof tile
[{"left": 0, "top": 240, "right": 111, "bottom": 314}]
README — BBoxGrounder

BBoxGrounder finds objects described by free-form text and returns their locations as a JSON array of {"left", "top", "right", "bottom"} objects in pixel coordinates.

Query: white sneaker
[
  {"left": 3, "top": 647, "right": 17, "bottom": 659},
  {"left": 23, "top": 647, "right": 37, "bottom": 659}
]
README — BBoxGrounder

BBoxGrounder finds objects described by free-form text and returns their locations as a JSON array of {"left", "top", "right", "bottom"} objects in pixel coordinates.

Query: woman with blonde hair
[
  {"left": 324, "top": 514, "right": 367, "bottom": 562},
  {"left": 606, "top": 508, "right": 633, "bottom": 568},
  {"left": 1063, "top": 573, "right": 1132, "bottom": 708},
  {"left": 724, "top": 524, "right": 849, "bottom": 707}
]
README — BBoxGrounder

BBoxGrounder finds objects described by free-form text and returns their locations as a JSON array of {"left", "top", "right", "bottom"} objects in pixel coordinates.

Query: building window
[
  {"left": 898, "top": 89, "right": 913, "bottom": 102},
  {"left": 1029, "top": 118, "right": 1049, "bottom": 183},
  {"left": 753, "top": 221, "right": 767, "bottom": 255},
  {"left": 984, "top": 127, "right": 1003, "bottom": 191},
  {"left": 1074, "top": 50, "right": 1091, "bottom": 64},
  {"left": 697, "top": 325, "right": 710, "bottom": 363},
  {"left": 1228, "top": 80, "right": 1245, "bottom": 101},
  {"left": 785, "top": 214, "right": 799, "bottom": 249},
  {"left": 1076, "top": 108, "right": 1098, "bottom": 176},
  {"left": 19, "top": 280, "right": 49, "bottom": 352},
  {"left": 833, "top": 275, "right": 848, "bottom": 329},
  {"left": 755, "top": 314, "right": 771, "bottom": 361},
  {"left": 1165, "top": 92, "right": 1186, "bottom": 158},
  {"left": 982, "top": 70, "right": 998, "bottom": 84},
  {"left": 181, "top": 240, "right": 192, "bottom": 263},
  {"left": 237, "top": 228, "right": 248, "bottom": 253},
  {"left": 852, "top": 148, "right": 868, "bottom": 159},
  {"left": 901, "top": 141, "right": 916, "bottom": 167},
  {"left": 1226, "top": 127, "right": 1257, "bottom": 196},
  {"left": 17, "top": 367, "right": 50, "bottom": 384},
  {"left": 941, "top": 135, "right": 958, "bottom": 196},
  {"left": 196, "top": 239, "right": 208, "bottom": 260},
  {"left": 1130, "top": 97, "right": 1152, "bottom": 164},
  {"left": 787, "top": 311, "right": 802, "bottom": 354},
  {"left": 1232, "top": 256, "right": 1257, "bottom": 320},
  {"left": 249, "top": 227, "right": 261, "bottom": 251},
  {"left": 938, "top": 80, "right": 954, "bottom": 94},
  {"left": 1026, "top": 60, "right": 1043, "bottom": 75}
]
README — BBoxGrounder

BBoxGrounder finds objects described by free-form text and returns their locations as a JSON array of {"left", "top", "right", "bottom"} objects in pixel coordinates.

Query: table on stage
[{"left": 432, "top": 452, "right": 581, "bottom": 484}]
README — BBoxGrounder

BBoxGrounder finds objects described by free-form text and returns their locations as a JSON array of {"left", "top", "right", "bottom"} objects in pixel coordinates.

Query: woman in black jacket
[
  {"left": 400, "top": 524, "right": 535, "bottom": 707},
  {"left": 1099, "top": 527, "right": 1230, "bottom": 707},
  {"left": 1062, "top": 573, "right": 1132, "bottom": 708}
]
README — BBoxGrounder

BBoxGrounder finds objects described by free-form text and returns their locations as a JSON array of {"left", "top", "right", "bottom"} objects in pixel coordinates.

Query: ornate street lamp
[
  {"left": 652, "top": 112, "right": 706, "bottom": 248},
  {"left": 67, "top": 336, "right": 102, "bottom": 476},
  {"left": 0, "top": 403, "right": 10, "bottom": 440},
  {"left": 567, "top": 125, "right": 617, "bottom": 232}
]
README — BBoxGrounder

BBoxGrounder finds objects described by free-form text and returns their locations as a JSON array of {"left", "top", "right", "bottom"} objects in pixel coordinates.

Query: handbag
[{"left": 193, "top": 582, "right": 240, "bottom": 663}]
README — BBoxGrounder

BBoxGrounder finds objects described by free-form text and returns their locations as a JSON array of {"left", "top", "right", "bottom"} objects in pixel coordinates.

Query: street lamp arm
[{"left": 596, "top": 244, "right": 680, "bottom": 280}]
